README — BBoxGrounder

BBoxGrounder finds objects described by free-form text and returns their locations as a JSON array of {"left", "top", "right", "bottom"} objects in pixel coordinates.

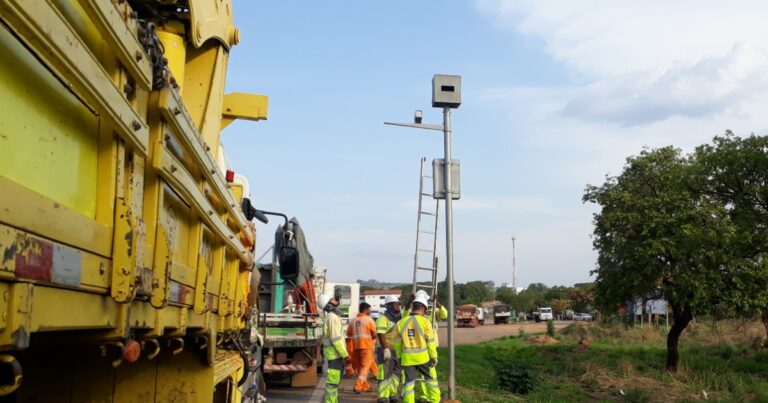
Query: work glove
[
  {"left": 383, "top": 348, "right": 392, "bottom": 361},
  {"left": 428, "top": 358, "right": 438, "bottom": 368}
]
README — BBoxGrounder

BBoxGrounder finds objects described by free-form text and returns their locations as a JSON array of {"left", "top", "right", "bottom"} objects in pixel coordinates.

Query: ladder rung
[
  {"left": 417, "top": 266, "right": 437, "bottom": 271},
  {"left": 421, "top": 192, "right": 432, "bottom": 197},
  {"left": 418, "top": 285, "right": 435, "bottom": 289},
  {"left": 417, "top": 248, "right": 433, "bottom": 253},
  {"left": 420, "top": 211, "right": 435, "bottom": 216},
  {"left": 419, "top": 230, "right": 435, "bottom": 235},
  {"left": 423, "top": 175, "right": 433, "bottom": 179}
]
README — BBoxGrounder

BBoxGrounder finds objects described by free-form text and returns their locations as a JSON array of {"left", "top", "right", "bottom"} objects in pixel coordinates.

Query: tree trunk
[
  {"left": 762, "top": 310, "right": 768, "bottom": 339},
  {"left": 666, "top": 302, "right": 693, "bottom": 372}
]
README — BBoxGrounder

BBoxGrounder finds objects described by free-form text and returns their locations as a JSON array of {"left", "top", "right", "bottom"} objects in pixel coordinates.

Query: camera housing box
[{"left": 432, "top": 74, "right": 461, "bottom": 108}]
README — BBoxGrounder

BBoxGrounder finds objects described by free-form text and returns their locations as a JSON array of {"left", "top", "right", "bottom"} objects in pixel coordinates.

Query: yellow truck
[{"left": 0, "top": 0, "right": 270, "bottom": 401}]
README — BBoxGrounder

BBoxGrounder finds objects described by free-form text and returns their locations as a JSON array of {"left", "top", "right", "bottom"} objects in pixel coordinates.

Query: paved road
[
  {"left": 265, "top": 321, "right": 570, "bottom": 402},
  {"left": 266, "top": 375, "right": 375, "bottom": 402}
]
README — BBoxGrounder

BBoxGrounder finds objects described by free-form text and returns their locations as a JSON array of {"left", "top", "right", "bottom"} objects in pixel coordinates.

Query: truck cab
[
  {"left": 536, "top": 307, "right": 554, "bottom": 322},
  {"left": 493, "top": 304, "right": 512, "bottom": 324}
]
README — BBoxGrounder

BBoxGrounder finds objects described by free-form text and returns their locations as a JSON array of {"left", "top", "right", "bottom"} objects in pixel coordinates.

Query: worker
[
  {"left": 347, "top": 302, "right": 377, "bottom": 393},
  {"left": 403, "top": 292, "right": 448, "bottom": 401},
  {"left": 320, "top": 294, "right": 348, "bottom": 403},
  {"left": 375, "top": 295, "right": 403, "bottom": 403},
  {"left": 396, "top": 292, "right": 439, "bottom": 403}
]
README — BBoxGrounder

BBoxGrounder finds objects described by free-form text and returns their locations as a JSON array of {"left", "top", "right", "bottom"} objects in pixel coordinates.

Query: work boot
[{"left": 376, "top": 399, "right": 389, "bottom": 403}]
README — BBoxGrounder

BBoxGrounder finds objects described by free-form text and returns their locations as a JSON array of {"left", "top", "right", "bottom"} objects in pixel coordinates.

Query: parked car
[{"left": 574, "top": 312, "right": 593, "bottom": 321}]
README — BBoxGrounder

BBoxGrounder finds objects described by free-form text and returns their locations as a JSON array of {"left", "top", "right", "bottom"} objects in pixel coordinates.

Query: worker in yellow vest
[
  {"left": 402, "top": 291, "right": 447, "bottom": 402},
  {"left": 320, "top": 294, "right": 349, "bottom": 403},
  {"left": 375, "top": 295, "right": 403, "bottom": 402},
  {"left": 395, "top": 292, "right": 440, "bottom": 403}
]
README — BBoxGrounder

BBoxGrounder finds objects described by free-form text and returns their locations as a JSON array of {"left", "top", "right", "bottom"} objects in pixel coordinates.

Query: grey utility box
[
  {"left": 433, "top": 159, "right": 461, "bottom": 200},
  {"left": 432, "top": 74, "right": 461, "bottom": 108}
]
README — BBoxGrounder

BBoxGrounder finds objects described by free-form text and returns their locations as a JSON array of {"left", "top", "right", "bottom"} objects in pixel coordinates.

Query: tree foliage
[
  {"left": 584, "top": 146, "right": 737, "bottom": 371},
  {"left": 695, "top": 133, "right": 768, "bottom": 332}
]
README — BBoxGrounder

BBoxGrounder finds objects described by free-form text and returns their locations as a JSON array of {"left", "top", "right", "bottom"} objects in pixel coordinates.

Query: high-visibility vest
[
  {"left": 375, "top": 314, "right": 398, "bottom": 348},
  {"left": 347, "top": 313, "right": 377, "bottom": 350},
  {"left": 402, "top": 306, "right": 448, "bottom": 346},
  {"left": 396, "top": 314, "right": 437, "bottom": 366},
  {"left": 323, "top": 311, "right": 348, "bottom": 360}
]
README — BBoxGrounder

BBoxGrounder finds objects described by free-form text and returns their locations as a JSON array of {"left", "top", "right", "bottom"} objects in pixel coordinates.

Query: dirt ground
[{"left": 436, "top": 320, "right": 569, "bottom": 347}]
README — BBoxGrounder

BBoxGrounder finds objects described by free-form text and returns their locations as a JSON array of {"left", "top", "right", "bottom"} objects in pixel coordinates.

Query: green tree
[
  {"left": 584, "top": 146, "right": 736, "bottom": 371},
  {"left": 456, "top": 281, "right": 493, "bottom": 305},
  {"left": 566, "top": 284, "right": 596, "bottom": 313},
  {"left": 695, "top": 133, "right": 768, "bottom": 336},
  {"left": 496, "top": 287, "right": 516, "bottom": 305}
]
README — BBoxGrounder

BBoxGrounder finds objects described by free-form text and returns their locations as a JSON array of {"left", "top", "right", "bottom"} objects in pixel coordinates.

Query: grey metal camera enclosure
[
  {"left": 432, "top": 74, "right": 461, "bottom": 108},
  {"left": 433, "top": 158, "right": 461, "bottom": 200}
]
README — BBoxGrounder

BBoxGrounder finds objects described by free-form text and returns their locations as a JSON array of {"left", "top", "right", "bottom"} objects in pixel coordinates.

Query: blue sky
[{"left": 223, "top": 1, "right": 768, "bottom": 287}]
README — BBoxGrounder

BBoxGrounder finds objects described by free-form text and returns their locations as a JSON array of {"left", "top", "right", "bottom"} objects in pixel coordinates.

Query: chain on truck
[{"left": 0, "top": 0, "right": 286, "bottom": 401}]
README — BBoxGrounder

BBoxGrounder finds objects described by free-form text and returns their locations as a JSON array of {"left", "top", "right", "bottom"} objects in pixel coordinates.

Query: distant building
[
  {"left": 362, "top": 290, "right": 402, "bottom": 313},
  {"left": 499, "top": 283, "right": 526, "bottom": 294}
]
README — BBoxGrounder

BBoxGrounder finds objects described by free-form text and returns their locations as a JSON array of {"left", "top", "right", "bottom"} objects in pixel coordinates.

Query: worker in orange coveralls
[{"left": 347, "top": 302, "right": 377, "bottom": 393}]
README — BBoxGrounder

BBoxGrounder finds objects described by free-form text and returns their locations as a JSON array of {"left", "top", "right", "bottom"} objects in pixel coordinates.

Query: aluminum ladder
[{"left": 411, "top": 157, "right": 440, "bottom": 307}]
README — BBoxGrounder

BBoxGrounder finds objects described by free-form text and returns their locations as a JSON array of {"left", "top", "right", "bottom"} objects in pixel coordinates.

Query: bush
[
  {"left": 547, "top": 320, "right": 555, "bottom": 337},
  {"left": 489, "top": 348, "right": 539, "bottom": 395}
]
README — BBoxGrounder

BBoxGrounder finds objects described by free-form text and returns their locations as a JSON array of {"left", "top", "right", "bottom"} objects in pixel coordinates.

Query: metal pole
[
  {"left": 511, "top": 237, "right": 516, "bottom": 291},
  {"left": 443, "top": 106, "right": 456, "bottom": 400}
]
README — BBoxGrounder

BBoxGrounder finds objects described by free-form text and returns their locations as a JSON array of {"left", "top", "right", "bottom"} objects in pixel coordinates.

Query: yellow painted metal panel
[
  {"left": 113, "top": 358, "right": 158, "bottom": 403},
  {"left": 221, "top": 92, "right": 268, "bottom": 129},
  {"left": 157, "top": 29, "right": 186, "bottom": 92},
  {"left": 0, "top": 178, "right": 112, "bottom": 257},
  {"left": 0, "top": 222, "right": 110, "bottom": 291},
  {"left": 51, "top": 0, "right": 105, "bottom": 58},
  {"left": 158, "top": 88, "right": 250, "bottom": 234},
  {"left": 78, "top": 0, "right": 153, "bottom": 90},
  {"left": 30, "top": 286, "right": 115, "bottom": 331},
  {"left": 155, "top": 148, "right": 249, "bottom": 261},
  {"left": 0, "top": 24, "right": 99, "bottom": 217},
  {"left": 187, "top": 0, "right": 239, "bottom": 49},
  {"left": 0, "top": 0, "right": 149, "bottom": 155},
  {"left": 156, "top": 349, "right": 215, "bottom": 403}
]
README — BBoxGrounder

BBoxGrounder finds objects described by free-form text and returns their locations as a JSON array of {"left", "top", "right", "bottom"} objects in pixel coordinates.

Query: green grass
[{"left": 433, "top": 323, "right": 768, "bottom": 402}]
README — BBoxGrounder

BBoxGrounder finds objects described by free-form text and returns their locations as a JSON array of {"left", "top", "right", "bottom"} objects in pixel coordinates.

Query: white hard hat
[
  {"left": 413, "top": 292, "right": 429, "bottom": 308},
  {"left": 384, "top": 295, "right": 400, "bottom": 305},
  {"left": 317, "top": 294, "right": 332, "bottom": 310}
]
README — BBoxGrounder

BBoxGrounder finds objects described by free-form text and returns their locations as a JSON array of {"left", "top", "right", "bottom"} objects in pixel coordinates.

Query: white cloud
[
  {"left": 475, "top": 0, "right": 768, "bottom": 77},
  {"left": 476, "top": 1, "right": 768, "bottom": 126},
  {"left": 563, "top": 43, "right": 768, "bottom": 125}
]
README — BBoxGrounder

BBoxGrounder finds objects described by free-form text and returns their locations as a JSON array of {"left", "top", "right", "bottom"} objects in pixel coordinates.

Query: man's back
[{"left": 348, "top": 313, "right": 377, "bottom": 350}]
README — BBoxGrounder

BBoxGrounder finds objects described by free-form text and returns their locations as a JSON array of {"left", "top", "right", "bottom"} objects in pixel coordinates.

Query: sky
[{"left": 223, "top": 1, "right": 768, "bottom": 288}]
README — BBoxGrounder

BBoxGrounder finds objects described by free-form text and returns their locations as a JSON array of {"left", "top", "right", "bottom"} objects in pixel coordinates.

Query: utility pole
[
  {"left": 441, "top": 104, "right": 457, "bottom": 399},
  {"left": 511, "top": 236, "right": 516, "bottom": 291},
  {"left": 384, "top": 74, "right": 462, "bottom": 401}
]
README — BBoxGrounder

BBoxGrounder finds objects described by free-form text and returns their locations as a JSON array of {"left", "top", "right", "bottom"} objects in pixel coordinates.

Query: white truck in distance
[{"left": 536, "top": 307, "right": 554, "bottom": 322}]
